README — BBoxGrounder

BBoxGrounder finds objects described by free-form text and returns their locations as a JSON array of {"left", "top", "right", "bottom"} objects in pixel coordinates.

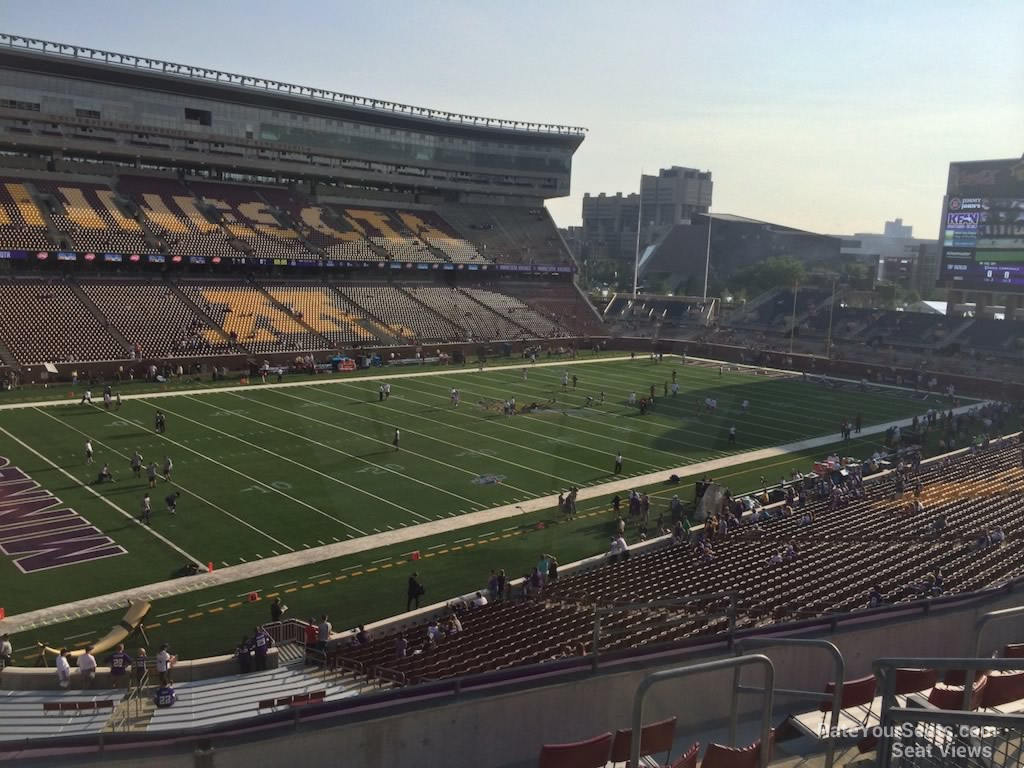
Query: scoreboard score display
[{"left": 940, "top": 157, "right": 1024, "bottom": 289}]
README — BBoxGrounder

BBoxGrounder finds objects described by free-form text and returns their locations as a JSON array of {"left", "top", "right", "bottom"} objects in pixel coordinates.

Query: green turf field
[{"left": 0, "top": 356, "right": 954, "bottom": 658}]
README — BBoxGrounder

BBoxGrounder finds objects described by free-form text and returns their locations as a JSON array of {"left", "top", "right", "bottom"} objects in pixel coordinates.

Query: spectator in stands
[
  {"left": 236, "top": 636, "right": 252, "bottom": 674},
  {"left": 107, "top": 643, "right": 133, "bottom": 688},
  {"left": 407, "top": 572, "right": 425, "bottom": 611},
  {"left": 156, "top": 643, "right": 175, "bottom": 686},
  {"left": 154, "top": 684, "right": 177, "bottom": 708},
  {"left": 868, "top": 585, "right": 885, "bottom": 607},
  {"left": 496, "top": 569, "right": 507, "bottom": 601},
  {"left": 0, "top": 634, "right": 10, "bottom": 669},
  {"left": 317, "top": 615, "right": 332, "bottom": 653},
  {"left": 134, "top": 648, "right": 148, "bottom": 687},
  {"left": 445, "top": 614, "right": 462, "bottom": 635},
  {"left": 56, "top": 648, "right": 72, "bottom": 689},
  {"left": 547, "top": 556, "right": 559, "bottom": 583},
  {"left": 471, "top": 591, "right": 489, "bottom": 608},
  {"left": 395, "top": 634, "right": 408, "bottom": 659},
  {"left": 427, "top": 621, "right": 443, "bottom": 644},
  {"left": 353, "top": 625, "right": 370, "bottom": 645},
  {"left": 251, "top": 625, "right": 272, "bottom": 671}
]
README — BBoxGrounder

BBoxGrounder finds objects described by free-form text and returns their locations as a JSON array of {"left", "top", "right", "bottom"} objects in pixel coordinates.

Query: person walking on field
[
  {"left": 140, "top": 493, "right": 152, "bottom": 525},
  {"left": 614, "top": 452, "right": 623, "bottom": 475}
]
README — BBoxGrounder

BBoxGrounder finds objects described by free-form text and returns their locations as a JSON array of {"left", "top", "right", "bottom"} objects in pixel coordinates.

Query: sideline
[
  {"left": 0, "top": 354, "right": 631, "bottom": 411},
  {"left": 0, "top": 399, "right": 981, "bottom": 635}
]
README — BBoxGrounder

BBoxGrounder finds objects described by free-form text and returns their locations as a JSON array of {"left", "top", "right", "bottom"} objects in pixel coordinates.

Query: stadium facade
[{"left": 0, "top": 34, "right": 585, "bottom": 202}]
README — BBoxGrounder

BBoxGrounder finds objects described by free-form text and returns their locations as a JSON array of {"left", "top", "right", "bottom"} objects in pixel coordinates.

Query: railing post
[{"left": 631, "top": 655, "right": 774, "bottom": 768}]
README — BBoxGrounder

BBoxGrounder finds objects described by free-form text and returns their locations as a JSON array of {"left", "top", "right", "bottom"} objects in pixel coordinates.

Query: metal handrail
[
  {"left": 630, "top": 655, "right": 775, "bottom": 768},
  {"left": 972, "top": 605, "right": 1024, "bottom": 658},
  {"left": 872, "top": 656, "right": 1024, "bottom": 762},
  {"left": 732, "top": 638, "right": 845, "bottom": 768}
]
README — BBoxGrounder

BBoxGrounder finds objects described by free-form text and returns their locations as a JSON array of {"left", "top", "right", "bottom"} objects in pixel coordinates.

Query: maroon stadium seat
[{"left": 537, "top": 732, "right": 612, "bottom": 768}]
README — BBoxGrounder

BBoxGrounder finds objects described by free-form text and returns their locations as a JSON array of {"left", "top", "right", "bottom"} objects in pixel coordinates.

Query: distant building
[
  {"left": 638, "top": 212, "right": 841, "bottom": 295},
  {"left": 883, "top": 218, "right": 913, "bottom": 238},
  {"left": 580, "top": 192, "right": 639, "bottom": 270},
  {"left": 836, "top": 220, "right": 938, "bottom": 295},
  {"left": 580, "top": 166, "right": 712, "bottom": 282},
  {"left": 640, "top": 166, "right": 713, "bottom": 245}
]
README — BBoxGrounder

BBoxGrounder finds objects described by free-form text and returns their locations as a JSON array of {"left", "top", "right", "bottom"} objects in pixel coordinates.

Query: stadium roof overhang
[{"left": 0, "top": 38, "right": 586, "bottom": 153}]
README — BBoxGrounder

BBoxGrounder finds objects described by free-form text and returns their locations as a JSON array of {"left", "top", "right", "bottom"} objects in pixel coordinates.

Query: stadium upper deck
[{"left": 0, "top": 33, "right": 586, "bottom": 201}]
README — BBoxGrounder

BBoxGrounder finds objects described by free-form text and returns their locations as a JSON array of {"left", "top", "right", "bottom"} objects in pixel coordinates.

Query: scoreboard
[{"left": 940, "top": 158, "right": 1024, "bottom": 289}]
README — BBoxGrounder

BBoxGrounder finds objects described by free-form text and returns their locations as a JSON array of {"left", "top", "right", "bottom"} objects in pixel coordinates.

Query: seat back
[
  {"left": 980, "top": 671, "right": 1024, "bottom": 709},
  {"left": 537, "top": 732, "right": 612, "bottom": 768},
  {"left": 820, "top": 674, "right": 876, "bottom": 711},
  {"left": 671, "top": 742, "right": 700, "bottom": 768},
  {"left": 927, "top": 677, "right": 988, "bottom": 711},
  {"left": 1002, "top": 643, "right": 1024, "bottom": 659},
  {"left": 701, "top": 731, "right": 772, "bottom": 768},
  {"left": 609, "top": 716, "right": 677, "bottom": 763},
  {"left": 893, "top": 668, "right": 938, "bottom": 695}
]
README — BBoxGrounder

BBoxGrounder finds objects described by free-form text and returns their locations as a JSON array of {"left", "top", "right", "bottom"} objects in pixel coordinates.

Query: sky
[{"left": 5, "top": 0, "right": 1022, "bottom": 236}]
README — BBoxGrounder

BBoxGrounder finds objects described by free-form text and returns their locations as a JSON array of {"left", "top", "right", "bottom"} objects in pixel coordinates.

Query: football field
[{"left": 0, "top": 356, "right": 948, "bottom": 622}]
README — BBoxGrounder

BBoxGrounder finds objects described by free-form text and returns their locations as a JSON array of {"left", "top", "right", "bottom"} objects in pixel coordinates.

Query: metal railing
[
  {"left": 972, "top": 605, "right": 1024, "bottom": 658},
  {"left": 0, "top": 33, "right": 587, "bottom": 136},
  {"left": 630, "top": 655, "right": 775, "bottom": 768},
  {"left": 261, "top": 619, "right": 308, "bottom": 647},
  {"left": 732, "top": 638, "right": 846, "bottom": 768},
  {"left": 876, "top": 703, "right": 1024, "bottom": 767},
  {"left": 873, "top": 656, "right": 1024, "bottom": 765},
  {"left": 108, "top": 670, "right": 148, "bottom": 732}
]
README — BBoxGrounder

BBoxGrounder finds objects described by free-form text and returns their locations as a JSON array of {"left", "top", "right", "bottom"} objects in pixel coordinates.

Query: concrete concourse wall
[{"left": 59, "top": 587, "right": 1024, "bottom": 768}]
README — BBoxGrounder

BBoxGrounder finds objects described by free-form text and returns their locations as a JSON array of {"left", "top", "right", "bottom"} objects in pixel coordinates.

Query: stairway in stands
[{"left": 68, "top": 281, "right": 133, "bottom": 355}]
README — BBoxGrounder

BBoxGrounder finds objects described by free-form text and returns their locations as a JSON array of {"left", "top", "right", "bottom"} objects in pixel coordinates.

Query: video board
[{"left": 940, "top": 158, "right": 1024, "bottom": 289}]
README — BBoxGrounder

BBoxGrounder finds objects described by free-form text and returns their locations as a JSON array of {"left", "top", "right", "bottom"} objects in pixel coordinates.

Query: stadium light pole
[
  {"left": 633, "top": 171, "right": 644, "bottom": 297},
  {"left": 702, "top": 208, "right": 712, "bottom": 300},
  {"left": 825, "top": 276, "right": 837, "bottom": 358},
  {"left": 789, "top": 280, "right": 799, "bottom": 355}
]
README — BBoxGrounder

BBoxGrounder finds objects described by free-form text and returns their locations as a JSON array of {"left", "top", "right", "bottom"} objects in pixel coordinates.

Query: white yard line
[
  {"left": 322, "top": 379, "right": 655, "bottom": 473},
  {"left": 0, "top": 400, "right": 985, "bottom": 635},
  {"left": 130, "top": 400, "right": 370, "bottom": 535},
  {"left": 35, "top": 406, "right": 295, "bottom": 553},
  {"left": 270, "top": 386, "right": 598, "bottom": 482},
  {"left": 0, "top": 424, "right": 202, "bottom": 567},
  {"left": 174, "top": 396, "right": 433, "bottom": 524},
  {"left": 221, "top": 391, "right": 503, "bottom": 504}
]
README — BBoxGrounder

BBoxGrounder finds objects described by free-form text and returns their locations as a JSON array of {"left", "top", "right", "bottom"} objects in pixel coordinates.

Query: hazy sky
[{"left": 5, "top": 1, "right": 1022, "bottom": 236}]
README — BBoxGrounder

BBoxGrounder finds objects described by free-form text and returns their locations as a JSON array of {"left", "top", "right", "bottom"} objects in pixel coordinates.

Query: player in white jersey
[
  {"left": 628, "top": 391, "right": 637, "bottom": 407},
  {"left": 451, "top": 388, "right": 460, "bottom": 407},
  {"left": 85, "top": 440, "right": 94, "bottom": 464},
  {"left": 80, "top": 390, "right": 93, "bottom": 405},
  {"left": 522, "top": 368, "right": 528, "bottom": 381},
  {"left": 561, "top": 372, "right": 569, "bottom": 391},
  {"left": 671, "top": 382, "right": 680, "bottom": 397},
  {"left": 741, "top": 399, "right": 749, "bottom": 414}
]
